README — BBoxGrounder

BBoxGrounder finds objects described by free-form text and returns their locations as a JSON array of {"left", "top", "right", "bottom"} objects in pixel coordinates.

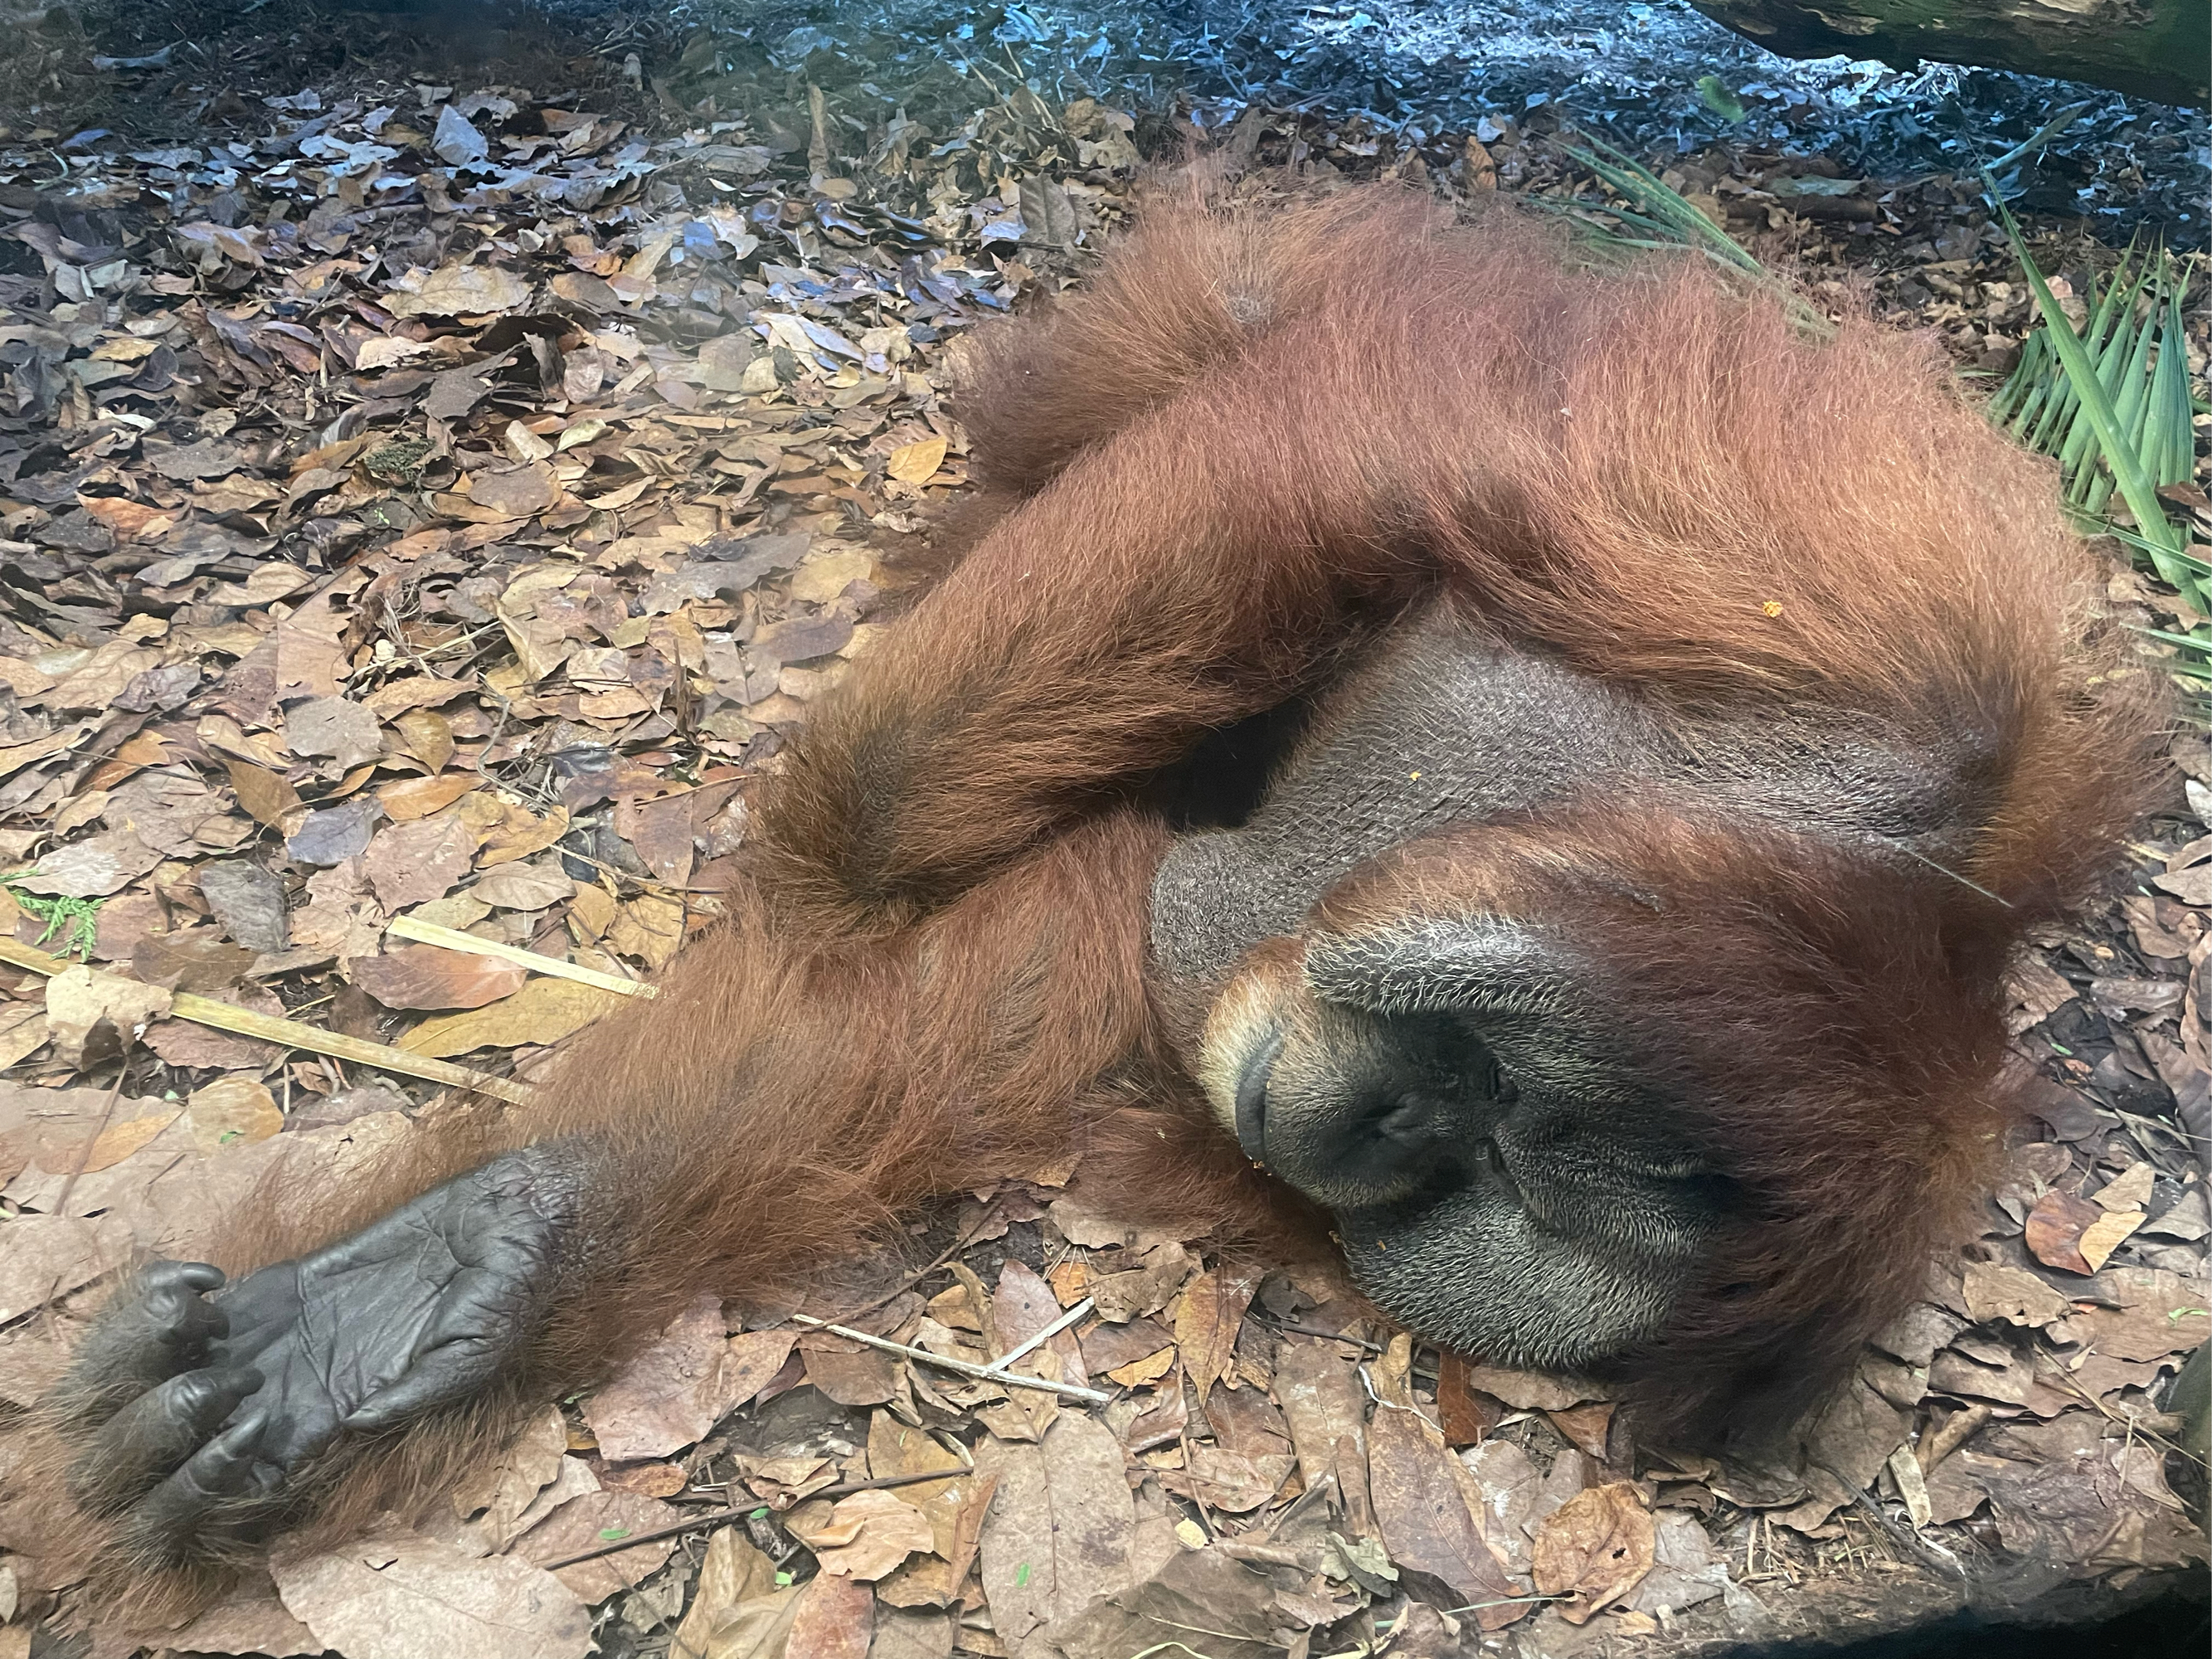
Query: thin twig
[
  {"left": 790, "top": 1312, "right": 1109, "bottom": 1402},
  {"left": 52, "top": 1044, "right": 132, "bottom": 1219},
  {"left": 980, "top": 1296, "right": 1093, "bottom": 1379},
  {"left": 1826, "top": 1470, "right": 1966, "bottom": 1580},
  {"left": 0, "top": 937, "right": 532, "bottom": 1103},
  {"left": 536, "top": 1464, "right": 980, "bottom": 1569},
  {"left": 1258, "top": 1316, "right": 1383, "bottom": 1354},
  {"left": 387, "top": 915, "right": 657, "bottom": 998}
]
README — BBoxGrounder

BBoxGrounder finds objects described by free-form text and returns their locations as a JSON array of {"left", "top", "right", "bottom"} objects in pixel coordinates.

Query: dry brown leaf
[
  {"left": 1272, "top": 1332, "right": 1369, "bottom": 1489},
  {"left": 786, "top": 1488, "right": 935, "bottom": 1580},
  {"left": 551, "top": 271, "right": 621, "bottom": 310},
  {"left": 79, "top": 1104, "right": 184, "bottom": 1173},
  {"left": 2092, "top": 1161, "right": 2156, "bottom": 1211},
  {"left": 1367, "top": 1399, "right": 1524, "bottom": 1628},
  {"left": 1546, "top": 1401, "right": 1616, "bottom": 1462},
  {"left": 1047, "top": 1259, "right": 1091, "bottom": 1306},
  {"left": 1437, "top": 1351, "right": 1503, "bottom": 1447},
  {"left": 2025, "top": 1187, "right": 2102, "bottom": 1274},
  {"left": 1530, "top": 1481, "right": 1655, "bottom": 1625},
  {"left": 1457, "top": 1364, "right": 1602, "bottom": 1411},
  {"left": 17, "top": 829, "right": 163, "bottom": 898},
  {"left": 143, "top": 1013, "right": 281, "bottom": 1071},
  {"left": 1621, "top": 1510, "right": 1731, "bottom": 1617},
  {"left": 451, "top": 1407, "right": 568, "bottom": 1536},
  {"left": 616, "top": 792, "right": 697, "bottom": 886},
  {"left": 568, "top": 880, "right": 619, "bottom": 941},
  {"left": 976, "top": 1414, "right": 1134, "bottom": 1646},
  {"left": 474, "top": 799, "right": 571, "bottom": 865},
  {"left": 1106, "top": 1345, "right": 1175, "bottom": 1389},
  {"left": 785, "top": 1572, "right": 873, "bottom": 1659},
  {"left": 362, "top": 813, "right": 477, "bottom": 911},
  {"left": 186, "top": 1078, "right": 282, "bottom": 1154},
  {"left": 600, "top": 1461, "right": 688, "bottom": 1498},
  {"left": 789, "top": 547, "right": 879, "bottom": 604},
  {"left": 270, "top": 1530, "right": 589, "bottom": 1659},
  {"left": 468, "top": 463, "right": 560, "bottom": 519},
  {"left": 1173, "top": 1267, "right": 1254, "bottom": 1394},
  {"left": 673, "top": 1529, "right": 782, "bottom": 1659},
  {"left": 133, "top": 929, "right": 253, "bottom": 992},
  {"left": 159, "top": 1571, "right": 321, "bottom": 1658},
  {"left": 386, "top": 262, "right": 532, "bottom": 318},
  {"left": 0, "top": 1001, "right": 48, "bottom": 1069},
  {"left": 926, "top": 1282, "right": 983, "bottom": 1333},
  {"left": 199, "top": 859, "right": 290, "bottom": 953},
  {"left": 471, "top": 860, "right": 576, "bottom": 911},
  {"left": 582, "top": 1295, "right": 763, "bottom": 1461},
  {"left": 284, "top": 696, "right": 385, "bottom": 771},
  {"left": 378, "top": 772, "right": 484, "bottom": 822},
  {"left": 1046, "top": 1550, "right": 1287, "bottom": 1659},
  {"left": 399, "top": 976, "right": 620, "bottom": 1058},
  {"left": 513, "top": 1487, "right": 679, "bottom": 1602},
  {"left": 885, "top": 436, "right": 947, "bottom": 484},
  {"left": 1184, "top": 1443, "right": 1294, "bottom": 1514},
  {"left": 607, "top": 893, "right": 687, "bottom": 969},
  {"left": 2049, "top": 1267, "right": 2211, "bottom": 1360},
  {"left": 865, "top": 1408, "right": 970, "bottom": 1564},
  {"left": 1962, "top": 1262, "right": 2074, "bottom": 1329},
  {"left": 2078, "top": 1208, "right": 2146, "bottom": 1269},
  {"left": 392, "top": 708, "right": 458, "bottom": 772},
  {"left": 349, "top": 946, "right": 529, "bottom": 1011},
  {"left": 226, "top": 761, "right": 307, "bottom": 831},
  {"left": 0, "top": 1213, "right": 128, "bottom": 1322},
  {"left": 723, "top": 1326, "right": 800, "bottom": 1408},
  {"left": 679, "top": 1584, "right": 804, "bottom": 1659},
  {"left": 1087, "top": 1238, "right": 1192, "bottom": 1321},
  {"left": 800, "top": 1332, "right": 905, "bottom": 1406},
  {"left": 975, "top": 1347, "right": 1061, "bottom": 1442}
]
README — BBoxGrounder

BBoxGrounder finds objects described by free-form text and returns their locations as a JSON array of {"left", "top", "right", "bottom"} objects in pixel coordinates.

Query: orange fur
[{"left": 15, "top": 175, "right": 2161, "bottom": 1626}]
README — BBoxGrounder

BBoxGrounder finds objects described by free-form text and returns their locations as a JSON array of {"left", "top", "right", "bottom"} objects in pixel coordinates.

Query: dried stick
[
  {"left": 536, "top": 1464, "right": 982, "bottom": 1569},
  {"left": 0, "top": 938, "right": 532, "bottom": 1104},
  {"left": 387, "top": 914, "right": 658, "bottom": 998},
  {"left": 980, "top": 1296, "right": 1094, "bottom": 1379},
  {"left": 790, "top": 1312, "right": 1110, "bottom": 1403}
]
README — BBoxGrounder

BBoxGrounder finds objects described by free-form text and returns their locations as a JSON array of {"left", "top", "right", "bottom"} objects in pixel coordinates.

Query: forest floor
[{"left": 0, "top": 4, "right": 2205, "bottom": 1658}]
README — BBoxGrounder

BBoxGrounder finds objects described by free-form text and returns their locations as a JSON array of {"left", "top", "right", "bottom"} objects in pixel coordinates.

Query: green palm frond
[{"left": 1986, "top": 183, "right": 2199, "bottom": 609}]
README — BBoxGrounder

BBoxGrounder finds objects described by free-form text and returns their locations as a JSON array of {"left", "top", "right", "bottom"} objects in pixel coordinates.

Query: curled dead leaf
[{"left": 1530, "top": 1481, "right": 1655, "bottom": 1625}]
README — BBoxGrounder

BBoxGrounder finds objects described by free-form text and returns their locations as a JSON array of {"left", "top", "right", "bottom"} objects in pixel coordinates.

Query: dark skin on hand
[{"left": 27, "top": 175, "right": 2159, "bottom": 1624}]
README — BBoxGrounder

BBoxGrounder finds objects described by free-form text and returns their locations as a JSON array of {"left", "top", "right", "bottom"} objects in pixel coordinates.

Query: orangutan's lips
[{"left": 1232, "top": 1028, "right": 1285, "bottom": 1167}]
